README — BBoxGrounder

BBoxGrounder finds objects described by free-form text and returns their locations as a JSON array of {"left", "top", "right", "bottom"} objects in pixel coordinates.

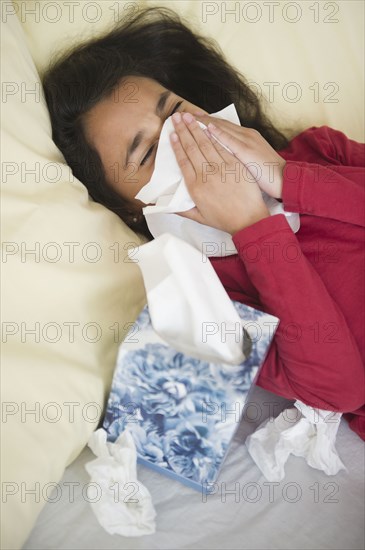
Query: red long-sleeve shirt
[{"left": 210, "top": 126, "right": 365, "bottom": 440}]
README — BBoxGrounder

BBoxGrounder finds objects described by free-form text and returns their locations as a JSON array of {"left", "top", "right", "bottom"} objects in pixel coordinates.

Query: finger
[
  {"left": 193, "top": 114, "right": 242, "bottom": 132},
  {"left": 194, "top": 114, "right": 251, "bottom": 141},
  {"left": 169, "top": 131, "right": 197, "bottom": 182},
  {"left": 204, "top": 122, "right": 246, "bottom": 159},
  {"left": 179, "top": 112, "right": 224, "bottom": 164},
  {"left": 176, "top": 207, "right": 205, "bottom": 225},
  {"left": 171, "top": 112, "right": 207, "bottom": 170},
  {"left": 204, "top": 130, "right": 238, "bottom": 163}
]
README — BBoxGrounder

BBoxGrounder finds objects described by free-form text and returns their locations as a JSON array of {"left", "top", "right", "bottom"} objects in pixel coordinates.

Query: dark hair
[{"left": 42, "top": 6, "right": 291, "bottom": 239}]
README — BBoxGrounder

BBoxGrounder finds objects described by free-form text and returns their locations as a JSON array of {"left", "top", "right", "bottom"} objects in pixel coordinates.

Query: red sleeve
[
  {"left": 232, "top": 214, "right": 364, "bottom": 413},
  {"left": 280, "top": 126, "right": 365, "bottom": 227},
  {"left": 320, "top": 125, "right": 365, "bottom": 167}
]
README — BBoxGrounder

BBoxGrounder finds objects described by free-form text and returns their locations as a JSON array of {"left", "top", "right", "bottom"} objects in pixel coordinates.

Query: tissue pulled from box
[{"left": 128, "top": 233, "right": 250, "bottom": 365}]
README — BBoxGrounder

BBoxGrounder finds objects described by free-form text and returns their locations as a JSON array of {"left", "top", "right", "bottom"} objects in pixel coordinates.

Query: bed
[
  {"left": 1, "top": 1, "right": 364, "bottom": 549},
  {"left": 23, "top": 386, "right": 365, "bottom": 550}
]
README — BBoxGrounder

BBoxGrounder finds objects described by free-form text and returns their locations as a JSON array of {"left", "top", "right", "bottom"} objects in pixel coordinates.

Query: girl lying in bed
[{"left": 42, "top": 7, "right": 365, "bottom": 440}]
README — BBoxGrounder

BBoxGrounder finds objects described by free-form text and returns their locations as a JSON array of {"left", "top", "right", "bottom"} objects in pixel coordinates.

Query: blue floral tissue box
[{"left": 103, "top": 301, "right": 278, "bottom": 493}]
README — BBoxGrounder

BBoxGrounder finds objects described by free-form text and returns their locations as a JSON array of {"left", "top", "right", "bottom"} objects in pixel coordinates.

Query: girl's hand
[
  {"left": 170, "top": 112, "right": 270, "bottom": 235},
  {"left": 192, "top": 113, "right": 286, "bottom": 199}
]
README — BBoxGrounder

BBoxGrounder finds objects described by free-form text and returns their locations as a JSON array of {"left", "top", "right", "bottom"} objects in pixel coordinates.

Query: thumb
[{"left": 176, "top": 207, "right": 202, "bottom": 223}]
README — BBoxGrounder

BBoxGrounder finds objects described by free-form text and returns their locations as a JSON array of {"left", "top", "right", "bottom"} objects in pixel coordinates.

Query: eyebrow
[{"left": 124, "top": 90, "right": 172, "bottom": 168}]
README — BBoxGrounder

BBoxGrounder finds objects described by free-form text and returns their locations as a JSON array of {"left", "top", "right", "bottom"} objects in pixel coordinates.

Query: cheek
[{"left": 110, "top": 163, "right": 153, "bottom": 203}]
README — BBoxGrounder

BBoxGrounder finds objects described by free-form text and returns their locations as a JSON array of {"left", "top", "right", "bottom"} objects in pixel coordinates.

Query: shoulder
[
  {"left": 283, "top": 125, "right": 342, "bottom": 149},
  {"left": 279, "top": 125, "right": 353, "bottom": 164},
  {"left": 282, "top": 125, "right": 364, "bottom": 166}
]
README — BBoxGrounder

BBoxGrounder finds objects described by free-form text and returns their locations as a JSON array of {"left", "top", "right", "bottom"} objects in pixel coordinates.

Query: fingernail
[
  {"left": 172, "top": 112, "right": 181, "bottom": 123},
  {"left": 182, "top": 112, "right": 194, "bottom": 124},
  {"left": 170, "top": 132, "right": 179, "bottom": 142}
]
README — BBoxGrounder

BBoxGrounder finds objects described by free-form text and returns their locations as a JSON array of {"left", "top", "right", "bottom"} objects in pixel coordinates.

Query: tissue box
[{"left": 103, "top": 301, "right": 278, "bottom": 493}]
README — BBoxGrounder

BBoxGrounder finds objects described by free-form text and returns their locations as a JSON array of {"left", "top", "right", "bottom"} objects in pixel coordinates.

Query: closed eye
[{"left": 140, "top": 100, "right": 184, "bottom": 165}]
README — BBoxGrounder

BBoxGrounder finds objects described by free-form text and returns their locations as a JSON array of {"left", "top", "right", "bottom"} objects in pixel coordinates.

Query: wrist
[
  {"left": 274, "top": 161, "right": 285, "bottom": 199},
  {"left": 229, "top": 206, "right": 270, "bottom": 235}
]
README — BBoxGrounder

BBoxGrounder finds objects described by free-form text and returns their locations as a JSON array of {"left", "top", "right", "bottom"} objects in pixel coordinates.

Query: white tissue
[
  {"left": 128, "top": 233, "right": 247, "bottom": 365},
  {"left": 84, "top": 428, "right": 156, "bottom": 537},
  {"left": 135, "top": 104, "right": 300, "bottom": 256},
  {"left": 245, "top": 400, "right": 346, "bottom": 481}
]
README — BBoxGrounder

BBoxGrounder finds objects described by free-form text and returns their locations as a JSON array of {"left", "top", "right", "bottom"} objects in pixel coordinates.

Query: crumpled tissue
[
  {"left": 84, "top": 428, "right": 156, "bottom": 537},
  {"left": 128, "top": 232, "right": 248, "bottom": 365},
  {"left": 135, "top": 103, "right": 300, "bottom": 256},
  {"left": 245, "top": 400, "right": 347, "bottom": 481}
]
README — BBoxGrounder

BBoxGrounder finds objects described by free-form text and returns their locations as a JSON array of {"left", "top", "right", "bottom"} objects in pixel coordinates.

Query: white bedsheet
[{"left": 23, "top": 387, "right": 365, "bottom": 550}]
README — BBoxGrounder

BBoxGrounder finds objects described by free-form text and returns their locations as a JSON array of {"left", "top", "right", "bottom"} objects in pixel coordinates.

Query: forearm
[
  {"left": 232, "top": 214, "right": 364, "bottom": 411},
  {"left": 280, "top": 161, "right": 365, "bottom": 227}
]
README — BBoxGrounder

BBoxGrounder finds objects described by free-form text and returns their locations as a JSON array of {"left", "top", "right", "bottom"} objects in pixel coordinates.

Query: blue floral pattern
[{"left": 103, "top": 302, "right": 278, "bottom": 488}]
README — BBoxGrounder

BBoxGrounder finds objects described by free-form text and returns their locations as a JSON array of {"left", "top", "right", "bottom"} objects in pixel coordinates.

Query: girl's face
[{"left": 83, "top": 76, "right": 207, "bottom": 208}]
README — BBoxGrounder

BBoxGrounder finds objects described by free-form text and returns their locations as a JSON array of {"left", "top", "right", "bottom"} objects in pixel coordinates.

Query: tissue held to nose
[{"left": 135, "top": 104, "right": 299, "bottom": 257}]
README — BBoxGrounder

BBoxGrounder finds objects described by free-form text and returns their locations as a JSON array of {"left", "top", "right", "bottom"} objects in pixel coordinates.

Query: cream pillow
[
  {"left": 1, "top": 11, "right": 146, "bottom": 550},
  {"left": 12, "top": 0, "right": 365, "bottom": 141},
  {"left": 10, "top": 0, "right": 148, "bottom": 74}
]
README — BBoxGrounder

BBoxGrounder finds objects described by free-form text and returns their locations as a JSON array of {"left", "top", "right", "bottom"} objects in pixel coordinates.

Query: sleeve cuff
[
  {"left": 281, "top": 160, "right": 303, "bottom": 213},
  {"left": 232, "top": 213, "right": 293, "bottom": 249}
]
